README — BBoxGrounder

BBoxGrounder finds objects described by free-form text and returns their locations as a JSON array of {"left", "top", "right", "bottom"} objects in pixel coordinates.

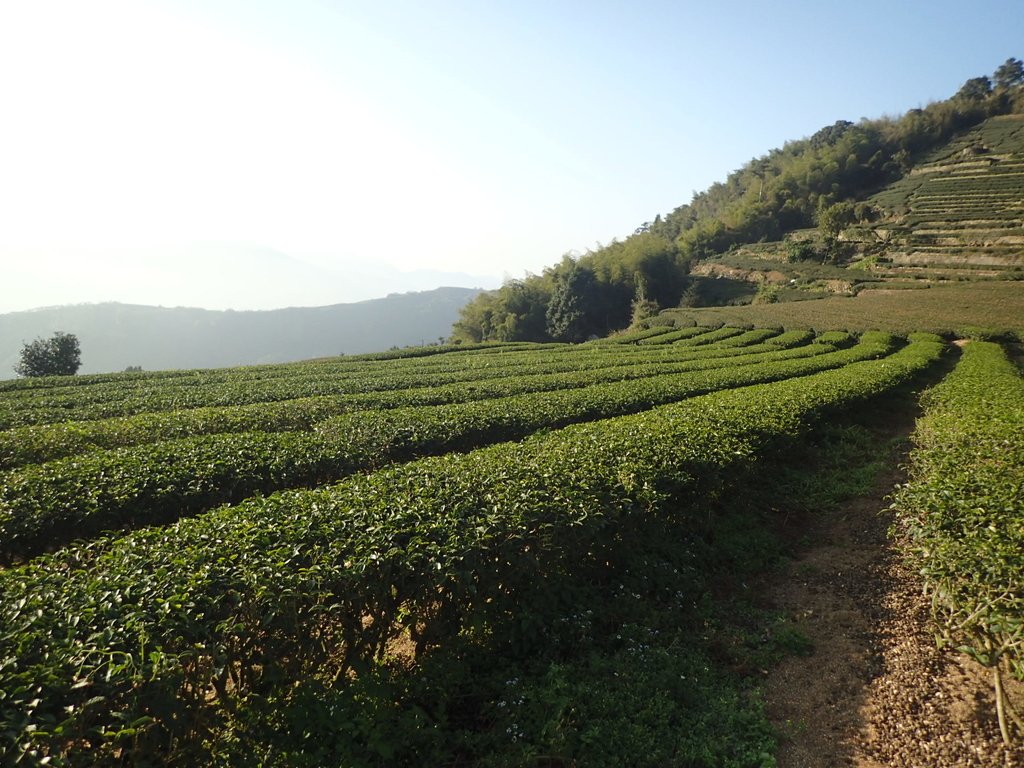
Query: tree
[
  {"left": 449, "top": 276, "right": 554, "bottom": 343},
  {"left": 816, "top": 200, "right": 857, "bottom": 239},
  {"left": 955, "top": 76, "right": 993, "bottom": 102},
  {"left": 545, "top": 263, "right": 603, "bottom": 342},
  {"left": 809, "top": 119, "right": 854, "bottom": 150},
  {"left": 629, "top": 293, "right": 659, "bottom": 327},
  {"left": 15, "top": 331, "right": 81, "bottom": 377},
  {"left": 994, "top": 57, "right": 1024, "bottom": 90},
  {"left": 786, "top": 240, "right": 819, "bottom": 263},
  {"left": 492, "top": 278, "right": 550, "bottom": 341}
]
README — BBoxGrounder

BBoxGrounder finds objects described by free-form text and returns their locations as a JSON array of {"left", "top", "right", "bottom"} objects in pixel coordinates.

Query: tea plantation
[{"left": 2, "top": 326, "right": 1020, "bottom": 765}]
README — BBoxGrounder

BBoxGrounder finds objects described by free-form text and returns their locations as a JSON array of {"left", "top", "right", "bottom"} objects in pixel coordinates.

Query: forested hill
[
  {"left": 0, "top": 287, "right": 480, "bottom": 375},
  {"left": 452, "top": 57, "right": 1024, "bottom": 344}
]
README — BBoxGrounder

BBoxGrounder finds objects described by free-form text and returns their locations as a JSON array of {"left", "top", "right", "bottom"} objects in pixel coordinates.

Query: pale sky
[{"left": 1, "top": 0, "right": 1022, "bottom": 312}]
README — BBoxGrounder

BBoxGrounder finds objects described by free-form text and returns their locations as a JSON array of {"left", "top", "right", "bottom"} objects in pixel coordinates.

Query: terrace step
[{"left": 868, "top": 114, "right": 1024, "bottom": 278}]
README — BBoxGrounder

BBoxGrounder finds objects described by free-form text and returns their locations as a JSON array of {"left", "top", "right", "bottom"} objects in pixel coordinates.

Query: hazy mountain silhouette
[{"left": 0, "top": 287, "right": 482, "bottom": 375}]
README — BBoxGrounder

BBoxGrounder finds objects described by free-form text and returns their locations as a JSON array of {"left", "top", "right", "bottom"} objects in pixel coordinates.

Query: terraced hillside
[
  {"left": 664, "top": 115, "right": 1024, "bottom": 302},
  {"left": 870, "top": 114, "right": 1024, "bottom": 278}
]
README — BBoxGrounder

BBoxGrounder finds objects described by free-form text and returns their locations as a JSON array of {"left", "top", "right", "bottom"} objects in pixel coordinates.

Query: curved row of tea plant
[
  {"left": 0, "top": 339, "right": 602, "bottom": 404},
  {"left": 813, "top": 330, "right": 859, "bottom": 346},
  {"left": 0, "top": 341, "right": 565, "bottom": 395},
  {"left": 0, "top": 329, "right": 809, "bottom": 416},
  {"left": 0, "top": 343, "right": 571, "bottom": 406},
  {"left": 0, "top": 330, "right": 823, "bottom": 465},
  {"left": 0, "top": 343, "right": 579, "bottom": 422},
  {"left": 892, "top": 340, "right": 1024, "bottom": 741},
  {"left": 0, "top": 334, "right": 890, "bottom": 561},
  {"left": 0, "top": 332, "right": 770, "bottom": 429},
  {"left": 670, "top": 325, "right": 748, "bottom": 346},
  {"left": 0, "top": 329, "right": 810, "bottom": 453},
  {"left": 351, "top": 339, "right": 568, "bottom": 361},
  {"left": 637, "top": 325, "right": 716, "bottom": 344},
  {"left": 701, "top": 327, "right": 781, "bottom": 347},
  {"left": 0, "top": 328, "right": 793, "bottom": 417},
  {"left": 587, "top": 324, "right": 678, "bottom": 344},
  {"left": 0, "top": 334, "right": 945, "bottom": 764}
]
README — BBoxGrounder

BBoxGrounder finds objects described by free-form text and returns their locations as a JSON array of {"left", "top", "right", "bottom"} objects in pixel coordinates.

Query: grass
[{"left": 659, "top": 281, "right": 1024, "bottom": 339}]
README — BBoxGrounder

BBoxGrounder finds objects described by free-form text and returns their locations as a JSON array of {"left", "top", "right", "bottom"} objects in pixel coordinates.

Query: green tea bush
[
  {"left": 0, "top": 335, "right": 943, "bottom": 763},
  {"left": 893, "top": 340, "right": 1024, "bottom": 741},
  {"left": 0, "top": 334, "right": 892, "bottom": 560}
]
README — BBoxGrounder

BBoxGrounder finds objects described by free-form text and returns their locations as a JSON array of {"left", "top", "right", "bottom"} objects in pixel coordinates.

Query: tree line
[
  {"left": 451, "top": 57, "right": 1024, "bottom": 344},
  {"left": 452, "top": 232, "right": 686, "bottom": 344}
]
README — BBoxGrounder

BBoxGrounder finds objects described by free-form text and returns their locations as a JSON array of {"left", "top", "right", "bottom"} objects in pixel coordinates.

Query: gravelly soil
[{"left": 761, "top": 463, "right": 1024, "bottom": 767}]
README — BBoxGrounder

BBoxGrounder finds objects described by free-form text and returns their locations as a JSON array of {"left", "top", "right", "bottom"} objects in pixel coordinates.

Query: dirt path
[{"left": 762, "top": 458, "right": 1024, "bottom": 767}]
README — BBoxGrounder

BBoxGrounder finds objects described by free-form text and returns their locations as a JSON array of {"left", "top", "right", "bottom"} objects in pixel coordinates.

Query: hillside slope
[
  {"left": 656, "top": 112, "right": 1024, "bottom": 309},
  {"left": 453, "top": 60, "right": 1024, "bottom": 343},
  {"left": 869, "top": 113, "right": 1024, "bottom": 276},
  {"left": 0, "top": 287, "right": 481, "bottom": 375}
]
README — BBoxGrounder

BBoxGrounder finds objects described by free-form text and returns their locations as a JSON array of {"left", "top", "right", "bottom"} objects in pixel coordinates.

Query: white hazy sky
[{"left": 1, "top": 0, "right": 1022, "bottom": 312}]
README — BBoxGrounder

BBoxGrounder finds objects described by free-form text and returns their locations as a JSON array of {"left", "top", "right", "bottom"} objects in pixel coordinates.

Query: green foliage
[
  {"left": 893, "top": 340, "right": 1024, "bottom": 741},
  {"left": 847, "top": 254, "right": 880, "bottom": 271},
  {"left": 893, "top": 342, "right": 1024, "bottom": 686},
  {"left": 752, "top": 284, "right": 780, "bottom": 305},
  {"left": 786, "top": 240, "right": 820, "bottom": 263},
  {"left": 545, "top": 262, "right": 604, "bottom": 342},
  {"left": 0, "top": 335, "right": 944, "bottom": 763},
  {"left": 816, "top": 200, "right": 857, "bottom": 239},
  {"left": 956, "top": 75, "right": 994, "bottom": 102},
  {"left": 995, "top": 57, "right": 1024, "bottom": 90},
  {"left": 629, "top": 296, "right": 660, "bottom": 328},
  {"left": 453, "top": 234, "right": 687, "bottom": 344},
  {"left": 451, "top": 280, "right": 551, "bottom": 343},
  {"left": 0, "top": 331, "right": 891, "bottom": 559},
  {"left": 14, "top": 331, "right": 81, "bottom": 377}
]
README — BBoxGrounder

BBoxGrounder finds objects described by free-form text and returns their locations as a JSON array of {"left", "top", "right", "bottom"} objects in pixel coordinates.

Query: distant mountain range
[
  {"left": 0, "top": 287, "right": 482, "bottom": 375},
  {"left": 0, "top": 242, "right": 499, "bottom": 315}
]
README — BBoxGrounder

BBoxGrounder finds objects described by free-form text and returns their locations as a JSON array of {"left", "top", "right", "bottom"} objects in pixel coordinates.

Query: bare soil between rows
[{"left": 761, "top": 445, "right": 1024, "bottom": 766}]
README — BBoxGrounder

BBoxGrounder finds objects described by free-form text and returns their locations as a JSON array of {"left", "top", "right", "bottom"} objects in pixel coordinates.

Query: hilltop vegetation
[{"left": 452, "top": 58, "right": 1024, "bottom": 343}]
